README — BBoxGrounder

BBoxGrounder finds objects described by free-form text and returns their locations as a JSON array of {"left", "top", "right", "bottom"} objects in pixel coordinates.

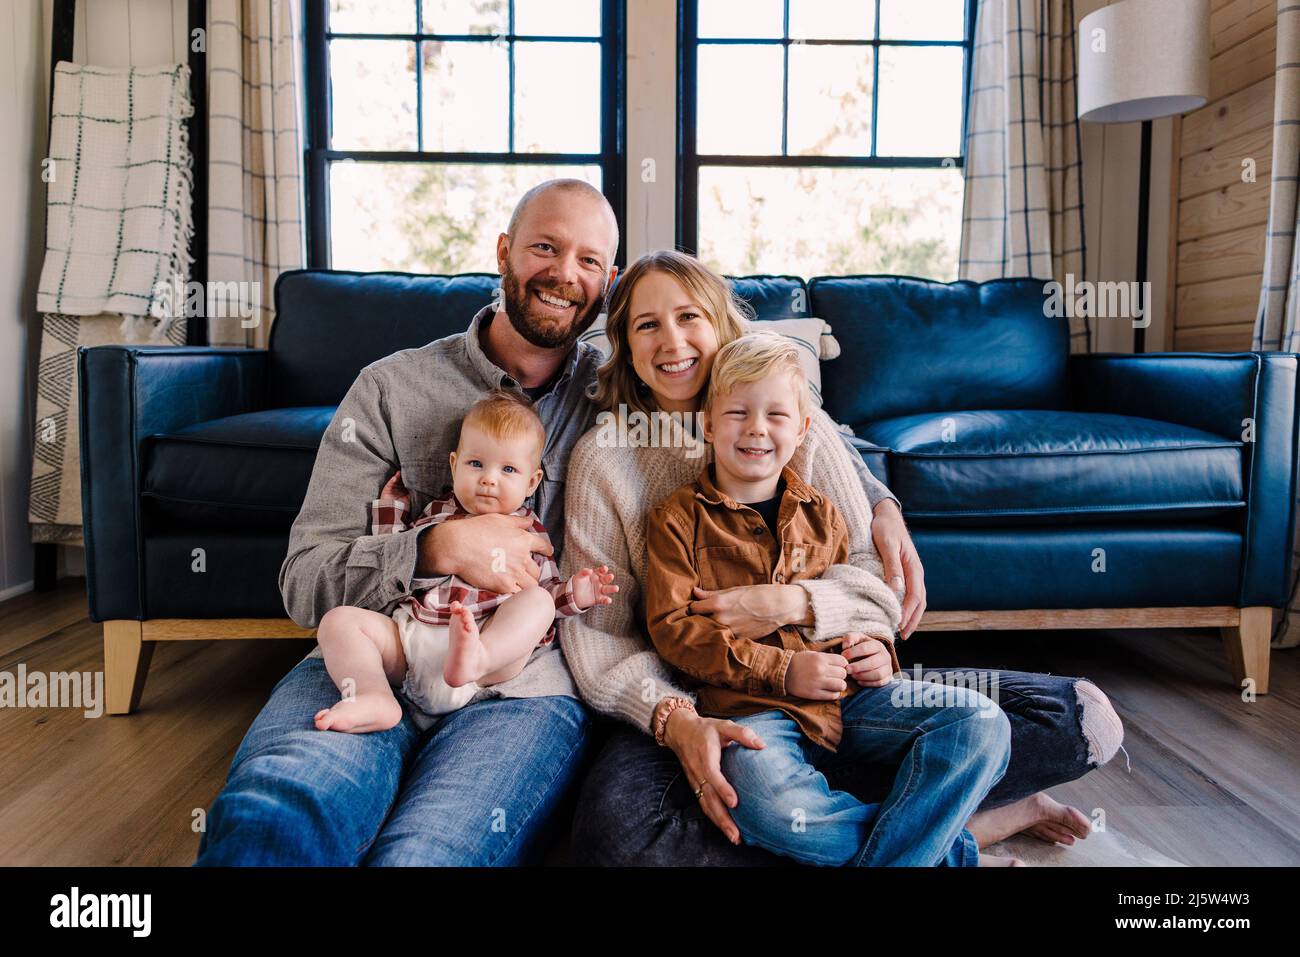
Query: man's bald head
[{"left": 506, "top": 178, "right": 619, "bottom": 263}]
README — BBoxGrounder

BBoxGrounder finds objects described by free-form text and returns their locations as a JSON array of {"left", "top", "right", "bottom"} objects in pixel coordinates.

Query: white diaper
[{"left": 392, "top": 603, "right": 480, "bottom": 724}]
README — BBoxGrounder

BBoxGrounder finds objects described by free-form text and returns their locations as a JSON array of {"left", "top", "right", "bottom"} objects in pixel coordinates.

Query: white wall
[
  {"left": 0, "top": 0, "right": 189, "bottom": 601},
  {"left": 625, "top": 0, "right": 677, "bottom": 260},
  {"left": 0, "top": 0, "right": 47, "bottom": 601}
]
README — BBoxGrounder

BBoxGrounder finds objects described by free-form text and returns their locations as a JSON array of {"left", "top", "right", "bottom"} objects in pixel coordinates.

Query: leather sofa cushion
[
  {"left": 860, "top": 410, "right": 1244, "bottom": 525},
  {"left": 811, "top": 276, "right": 1069, "bottom": 426},
  {"left": 728, "top": 275, "right": 808, "bottom": 320},
  {"left": 144, "top": 531, "right": 295, "bottom": 618},
  {"left": 269, "top": 270, "right": 499, "bottom": 408},
  {"left": 142, "top": 407, "right": 334, "bottom": 530},
  {"left": 911, "top": 524, "right": 1243, "bottom": 610}
]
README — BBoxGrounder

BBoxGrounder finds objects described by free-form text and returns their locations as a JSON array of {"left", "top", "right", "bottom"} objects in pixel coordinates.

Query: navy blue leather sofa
[{"left": 79, "top": 270, "right": 1300, "bottom": 714}]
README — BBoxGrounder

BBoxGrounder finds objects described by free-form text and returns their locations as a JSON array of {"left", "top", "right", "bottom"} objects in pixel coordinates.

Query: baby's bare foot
[
  {"left": 443, "top": 602, "right": 487, "bottom": 688},
  {"left": 967, "top": 792, "right": 1092, "bottom": 848},
  {"left": 979, "top": 853, "right": 1026, "bottom": 867},
  {"left": 314, "top": 692, "right": 402, "bottom": 733}
]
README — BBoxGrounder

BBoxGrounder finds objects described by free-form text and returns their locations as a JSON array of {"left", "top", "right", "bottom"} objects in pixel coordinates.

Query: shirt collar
[
  {"left": 693, "top": 462, "right": 816, "bottom": 510},
  {"left": 464, "top": 305, "right": 583, "bottom": 394},
  {"left": 447, "top": 490, "right": 534, "bottom": 520}
]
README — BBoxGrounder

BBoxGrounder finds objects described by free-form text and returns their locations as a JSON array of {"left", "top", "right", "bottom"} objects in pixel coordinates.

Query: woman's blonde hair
[
  {"left": 704, "top": 332, "right": 811, "bottom": 417},
  {"left": 591, "top": 250, "right": 751, "bottom": 416}
]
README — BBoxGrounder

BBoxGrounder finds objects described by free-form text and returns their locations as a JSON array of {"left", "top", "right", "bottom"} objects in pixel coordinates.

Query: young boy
[
  {"left": 644, "top": 333, "right": 1011, "bottom": 867},
  {"left": 313, "top": 390, "right": 618, "bottom": 734}
]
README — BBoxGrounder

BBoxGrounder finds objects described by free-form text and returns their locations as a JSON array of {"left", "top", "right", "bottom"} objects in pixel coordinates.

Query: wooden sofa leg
[
  {"left": 105, "top": 621, "right": 156, "bottom": 715},
  {"left": 1220, "top": 607, "right": 1272, "bottom": 695}
]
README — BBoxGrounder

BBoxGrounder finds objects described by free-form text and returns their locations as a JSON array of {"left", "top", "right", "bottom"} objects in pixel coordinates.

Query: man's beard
[{"left": 500, "top": 262, "right": 605, "bottom": 350}]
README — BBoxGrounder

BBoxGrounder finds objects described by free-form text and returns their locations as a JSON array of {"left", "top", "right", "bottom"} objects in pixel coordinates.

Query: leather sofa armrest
[
  {"left": 1067, "top": 352, "right": 1261, "bottom": 439},
  {"left": 1240, "top": 353, "right": 1299, "bottom": 605},
  {"left": 1069, "top": 351, "right": 1299, "bottom": 606},
  {"left": 78, "top": 345, "right": 268, "bottom": 621}
]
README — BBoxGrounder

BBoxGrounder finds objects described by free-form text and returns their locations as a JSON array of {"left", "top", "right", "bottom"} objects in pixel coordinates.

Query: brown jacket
[{"left": 644, "top": 463, "right": 900, "bottom": 751}]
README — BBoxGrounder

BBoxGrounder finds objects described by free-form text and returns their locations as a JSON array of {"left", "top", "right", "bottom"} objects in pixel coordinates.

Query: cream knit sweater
[{"left": 559, "top": 408, "right": 904, "bottom": 734}]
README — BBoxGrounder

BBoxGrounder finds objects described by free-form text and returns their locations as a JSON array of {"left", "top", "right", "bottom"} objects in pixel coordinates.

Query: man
[
  {"left": 195, "top": 179, "right": 1051, "bottom": 866},
  {"left": 196, "top": 179, "right": 618, "bottom": 865}
]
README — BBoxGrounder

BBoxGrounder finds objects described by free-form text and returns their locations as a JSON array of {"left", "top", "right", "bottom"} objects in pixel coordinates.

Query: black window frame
[
  {"left": 304, "top": 0, "right": 628, "bottom": 271},
  {"left": 676, "top": 0, "right": 977, "bottom": 257}
]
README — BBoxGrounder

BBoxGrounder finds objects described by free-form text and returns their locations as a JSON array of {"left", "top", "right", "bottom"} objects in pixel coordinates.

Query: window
[
  {"left": 306, "top": 0, "right": 625, "bottom": 273},
  {"left": 679, "top": 0, "right": 973, "bottom": 279}
]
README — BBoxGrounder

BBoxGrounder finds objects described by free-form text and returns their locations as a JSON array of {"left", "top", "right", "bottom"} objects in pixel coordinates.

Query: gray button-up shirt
[
  {"left": 281, "top": 306, "right": 604, "bottom": 703},
  {"left": 280, "top": 305, "right": 898, "bottom": 704}
]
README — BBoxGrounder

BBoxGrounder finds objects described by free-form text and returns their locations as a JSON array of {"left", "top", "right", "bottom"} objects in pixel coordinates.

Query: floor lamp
[{"left": 1077, "top": 0, "right": 1210, "bottom": 353}]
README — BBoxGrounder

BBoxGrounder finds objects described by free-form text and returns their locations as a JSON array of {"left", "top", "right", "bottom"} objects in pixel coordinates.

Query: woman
[{"left": 560, "top": 250, "right": 1123, "bottom": 865}]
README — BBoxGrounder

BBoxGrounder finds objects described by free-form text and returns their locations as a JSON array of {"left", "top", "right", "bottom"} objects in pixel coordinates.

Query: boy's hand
[
  {"left": 840, "top": 633, "right": 895, "bottom": 687},
  {"left": 570, "top": 565, "right": 618, "bottom": 610},
  {"left": 785, "top": 650, "right": 849, "bottom": 700},
  {"left": 379, "top": 468, "right": 412, "bottom": 509}
]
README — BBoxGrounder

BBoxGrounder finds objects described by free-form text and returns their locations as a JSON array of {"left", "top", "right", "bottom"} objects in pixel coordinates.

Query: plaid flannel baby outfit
[{"left": 371, "top": 490, "right": 585, "bottom": 645}]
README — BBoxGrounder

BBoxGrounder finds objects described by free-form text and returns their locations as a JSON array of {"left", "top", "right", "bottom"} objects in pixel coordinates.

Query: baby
[
  {"left": 314, "top": 389, "right": 617, "bottom": 733},
  {"left": 644, "top": 333, "right": 1008, "bottom": 866}
]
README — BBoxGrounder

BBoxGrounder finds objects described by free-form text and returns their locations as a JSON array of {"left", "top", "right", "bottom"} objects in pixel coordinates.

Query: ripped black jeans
[{"left": 569, "top": 668, "right": 1099, "bottom": 866}]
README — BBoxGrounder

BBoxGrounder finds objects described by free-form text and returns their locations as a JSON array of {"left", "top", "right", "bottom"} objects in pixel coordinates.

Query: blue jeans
[
  {"left": 194, "top": 655, "right": 593, "bottom": 866},
  {"left": 570, "top": 668, "right": 1099, "bottom": 866},
  {"left": 721, "top": 679, "right": 1010, "bottom": 867}
]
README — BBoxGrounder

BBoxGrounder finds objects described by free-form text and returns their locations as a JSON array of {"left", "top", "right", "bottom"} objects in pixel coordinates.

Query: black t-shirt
[{"left": 747, "top": 478, "right": 786, "bottom": 535}]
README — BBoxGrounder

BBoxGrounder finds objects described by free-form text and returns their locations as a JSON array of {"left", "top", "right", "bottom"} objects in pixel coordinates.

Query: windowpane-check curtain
[
  {"left": 1252, "top": 1, "right": 1300, "bottom": 647},
  {"left": 959, "top": 0, "right": 1090, "bottom": 353},
  {"left": 207, "top": 0, "right": 304, "bottom": 347}
]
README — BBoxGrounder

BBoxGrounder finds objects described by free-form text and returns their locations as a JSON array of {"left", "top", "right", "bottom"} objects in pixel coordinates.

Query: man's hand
[
  {"left": 839, "top": 633, "right": 894, "bottom": 687},
  {"left": 416, "top": 513, "right": 551, "bottom": 593},
  {"left": 872, "top": 500, "right": 927, "bottom": 638},
  {"left": 689, "top": 584, "right": 811, "bottom": 641},
  {"left": 570, "top": 565, "right": 619, "bottom": 610},
  {"left": 785, "top": 650, "right": 849, "bottom": 700}
]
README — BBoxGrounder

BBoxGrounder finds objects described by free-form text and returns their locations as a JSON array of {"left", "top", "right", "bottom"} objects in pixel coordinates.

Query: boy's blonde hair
[
  {"left": 457, "top": 389, "right": 546, "bottom": 461},
  {"left": 704, "top": 332, "right": 811, "bottom": 417}
]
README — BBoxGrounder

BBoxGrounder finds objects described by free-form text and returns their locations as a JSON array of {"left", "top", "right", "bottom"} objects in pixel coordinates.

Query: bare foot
[
  {"left": 443, "top": 601, "right": 487, "bottom": 688},
  {"left": 979, "top": 852, "right": 1026, "bottom": 867},
  {"left": 967, "top": 792, "right": 1093, "bottom": 849},
  {"left": 314, "top": 691, "right": 402, "bottom": 733}
]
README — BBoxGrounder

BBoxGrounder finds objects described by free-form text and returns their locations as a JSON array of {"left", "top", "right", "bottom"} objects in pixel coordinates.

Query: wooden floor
[{"left": 1, "top": 579, "right": 1297, "bottom": 866}]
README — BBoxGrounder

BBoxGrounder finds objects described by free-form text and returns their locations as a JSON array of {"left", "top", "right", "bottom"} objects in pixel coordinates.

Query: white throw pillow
[{"left": 577, "top": 314, "right": 840, "bottom": 407}]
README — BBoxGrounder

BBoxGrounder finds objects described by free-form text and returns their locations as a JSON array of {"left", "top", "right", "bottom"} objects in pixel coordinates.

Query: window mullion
[
  {"left": 871, "top": 0, "right": 881, "bottom": 157},
  {"left": 781, "top": 0, "right": 789, "bottom": 156},
  {"left": 508, "top": 0, "right": 516, "bottom": 153}
]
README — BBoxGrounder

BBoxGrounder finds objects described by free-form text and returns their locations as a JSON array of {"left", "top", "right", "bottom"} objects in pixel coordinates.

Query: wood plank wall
[{"left": 1173, "top": 0, "right": 1279, "bottom": 351}]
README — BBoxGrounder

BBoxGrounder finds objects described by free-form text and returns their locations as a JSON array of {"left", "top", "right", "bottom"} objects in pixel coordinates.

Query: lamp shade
[{"left": 1077, "top": 0, "right": 1210, "bottom": 123}]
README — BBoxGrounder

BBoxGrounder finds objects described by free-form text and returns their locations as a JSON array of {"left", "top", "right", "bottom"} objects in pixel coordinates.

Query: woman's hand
[
  {"left": 840, "top": 633, "right": 894, "bottom": 687},
  {"left": 661, "top": 707, "right": 765, "bottom": 845},
  {"left": 689, "top": 583, "right": 811, "bottom": 640},
  {"left": 871, "top": 500, "right": 927, "bottom": 638}
]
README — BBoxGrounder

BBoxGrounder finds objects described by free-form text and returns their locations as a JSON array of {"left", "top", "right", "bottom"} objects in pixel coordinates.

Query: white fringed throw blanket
[
  {"left": 36, "top": 61, "right": 194, "bottom": 337},
  {"left": 30, "top": 62, "right": 193, "bottom": 545}
]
